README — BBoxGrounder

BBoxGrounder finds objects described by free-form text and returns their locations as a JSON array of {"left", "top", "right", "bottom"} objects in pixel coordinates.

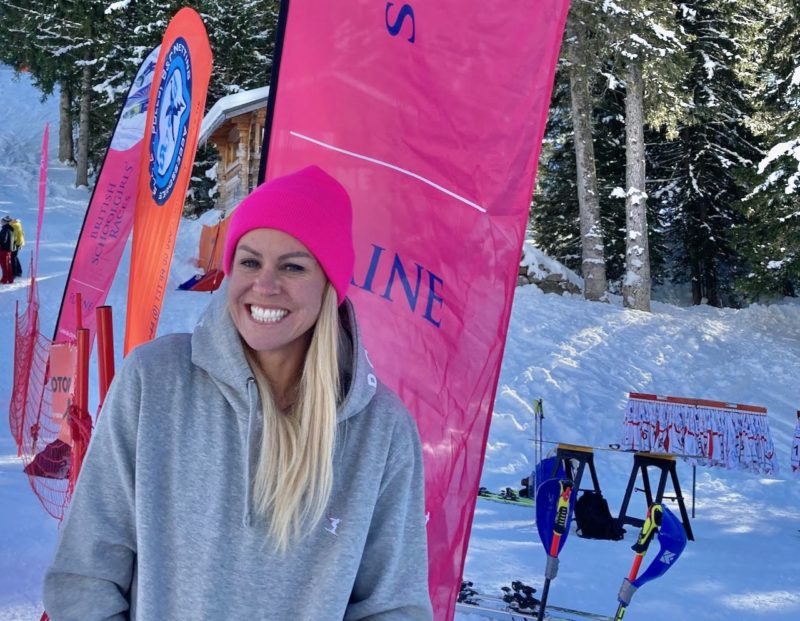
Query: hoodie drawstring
[{"left": 243, "top": 378, "right": 260, "bottom": 527}]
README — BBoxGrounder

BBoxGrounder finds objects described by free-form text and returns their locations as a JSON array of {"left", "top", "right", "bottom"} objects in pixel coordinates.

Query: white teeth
[{"left": 250, "top": 305, "right": 288, "bottom": 323}]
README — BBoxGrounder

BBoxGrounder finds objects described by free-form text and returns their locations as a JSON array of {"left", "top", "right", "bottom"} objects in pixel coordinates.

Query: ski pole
[
  {"left": 537, "top": 479, "right": 573, "bottom": 621},
  {"left": 532, "top": 399, "right": 544, "bottom": 507},
  {"left": 613, "top": 503, "right": 663, "bottom": 621}
]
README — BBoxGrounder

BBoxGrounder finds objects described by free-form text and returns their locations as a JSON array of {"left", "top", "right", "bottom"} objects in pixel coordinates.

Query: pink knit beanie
[{"left": 223, "top": 165, "right": 354, "bottom": 305}]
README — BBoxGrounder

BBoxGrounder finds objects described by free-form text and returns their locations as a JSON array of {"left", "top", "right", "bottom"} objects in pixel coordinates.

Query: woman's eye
[
  {"left": 282, "top": 263, "right": 305, "bottom": 272},
  {"left": 239, "top": 258, "right": 260, "bottom": 269}
]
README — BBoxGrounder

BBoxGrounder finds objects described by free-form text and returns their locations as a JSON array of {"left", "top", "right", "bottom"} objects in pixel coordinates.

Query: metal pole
[
  {"left": 691, "top": 465, "right": 696, "bottom": 519},
  {"left": 257, "top": 0, "right": 291, "bottom": 185},
  {"left": 96, "top": 305, "right": 115, "bottom": 408},
  {"left": 75, "top": 328, "right": 90, "bottom": 414}
]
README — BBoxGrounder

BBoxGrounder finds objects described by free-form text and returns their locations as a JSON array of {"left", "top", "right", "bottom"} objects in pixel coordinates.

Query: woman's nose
[{"left": 253, "top": 269, "right": 281, "bottom": 294}]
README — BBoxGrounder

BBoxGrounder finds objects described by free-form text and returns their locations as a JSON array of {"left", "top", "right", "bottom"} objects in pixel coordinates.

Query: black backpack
[
  {"left": 574, "top": 491, "right": 625, "bottom": 540},
  {"left": 0, "top": 225, "right": 14, "bottom": 252}
]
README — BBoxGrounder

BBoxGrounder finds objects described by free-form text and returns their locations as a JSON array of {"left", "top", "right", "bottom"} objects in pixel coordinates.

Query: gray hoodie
[{"left": 43, "top": 293, "right": 432, "bottom": 620}]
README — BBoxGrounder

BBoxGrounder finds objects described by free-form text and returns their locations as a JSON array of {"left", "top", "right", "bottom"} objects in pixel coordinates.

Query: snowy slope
[
  {"left": 2, "top": 66, "right": 800, "bottom": 621},
  {"left": 463, "top": 286, "right": 800, "bottom": 620},
  {"left": 0, "top": 66, "right": 209, "bottom": 621}
]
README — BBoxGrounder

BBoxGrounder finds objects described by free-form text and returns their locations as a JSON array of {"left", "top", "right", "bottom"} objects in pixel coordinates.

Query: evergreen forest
[{"left": 0, "top": 0, "right": 798, "bottom": 307}]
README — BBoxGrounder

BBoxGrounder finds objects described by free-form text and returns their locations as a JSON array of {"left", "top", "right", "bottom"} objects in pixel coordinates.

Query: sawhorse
[
  {"left": 617, "top": 451, "right": 694, "bottom": 541},
  {"left": 551, "top": 443, "right": 602, "bottom": 494}
]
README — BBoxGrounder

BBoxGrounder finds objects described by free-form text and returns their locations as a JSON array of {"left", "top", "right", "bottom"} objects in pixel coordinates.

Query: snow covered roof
[{"left": 199, "top": 86, "right": 270, "bottom": 144}]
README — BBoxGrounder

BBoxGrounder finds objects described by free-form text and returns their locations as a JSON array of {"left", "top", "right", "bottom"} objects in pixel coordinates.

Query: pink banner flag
[
  {"left": 54, "top": 46, "right": 160, "bottom": 345},
  {"left": 264, "top": 2, "right": 569, "bottom": 618}
]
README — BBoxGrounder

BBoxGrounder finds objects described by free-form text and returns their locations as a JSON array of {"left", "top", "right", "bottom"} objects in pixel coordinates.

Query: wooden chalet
[{"left": 199, "top": 86, "right": 270, "bottom": 212}]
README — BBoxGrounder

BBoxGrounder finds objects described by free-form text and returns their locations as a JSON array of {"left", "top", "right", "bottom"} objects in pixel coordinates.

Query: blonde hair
[{"left": 245, "top": 284, "right": 341, "bottom": 552}]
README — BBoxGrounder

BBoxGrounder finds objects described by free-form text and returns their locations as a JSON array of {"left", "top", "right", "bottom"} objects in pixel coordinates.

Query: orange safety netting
[
  {"left": 178, "top": 214, "right": 230, "bottom": 292},
  {"left": 197, "top": 214, "right": 230, "bottom": 273},
  {"left": 9, "top": 279, "right": 91, "bottom": 521}
]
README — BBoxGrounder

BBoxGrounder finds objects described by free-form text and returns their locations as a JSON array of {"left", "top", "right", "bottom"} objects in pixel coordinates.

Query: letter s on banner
[{"left": 385, "top": 3, "right": 416, "bottom": 42}]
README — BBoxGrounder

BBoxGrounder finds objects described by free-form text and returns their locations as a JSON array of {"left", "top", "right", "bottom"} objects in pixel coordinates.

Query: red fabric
[
  {"left": 67, "top": 403, "right": 93, "bottom": 496},
  {"left": 186, "top": 268, "right": 224, "bottom": 292},
  {"left": 23, "top": 439, "right": 70, "bottom": 480},
  {"left": 197, "top": 215, "right": 230, "bottom": 272},
  {"left": 0, "top": 249, "right": 13, "bottom": 283}
]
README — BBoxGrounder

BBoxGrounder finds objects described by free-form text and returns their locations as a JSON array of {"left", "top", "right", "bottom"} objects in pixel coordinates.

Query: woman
[{"left": 44, "top": 166, "right": 433, "bottom": 620}]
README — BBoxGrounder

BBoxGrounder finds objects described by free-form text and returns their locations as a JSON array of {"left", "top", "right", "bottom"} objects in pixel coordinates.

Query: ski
[
  {"left": 477, "top": 488, "right": 535, "bottom": 507},
  {"left": 456, "top": 600, "right": 613, "bottom": 621},
  {"left": 458, "top": 591, "right": 613, "bottom": 621}
]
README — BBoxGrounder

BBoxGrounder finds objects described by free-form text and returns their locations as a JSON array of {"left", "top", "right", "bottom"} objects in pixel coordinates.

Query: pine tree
[
  {"left": 0, "top": 0, "right": 81, "bottom": 163},
  {"left": 649, "top": 0, "right": 761, "bottom": 307},
  {"left": 736, "top": 0, "right": 800, "bottom": 298},
  {"left": 202, "top": 0, "right": 277, "bottom": 101},
  {"left": 0, "top": 1, "right": 280, "bottom": 207},
  {"left": 564, "top": 1, "right": 609, "bottom": 301},
  {"left": 0, "top": 1, "right": 121, "bottom": 184},
  {"left": 601, "top": 0, "right": 690, "bottom": 311},
  {"left": 593, "top": 82, "right": 630, "bottom": 286},
  {"left": 532, "top": 73, "right": 582, "bottom": 273},
  {"left": 187, "top": 0, "right": 279, "bottom": 213},
  {"left": 533, "top": 66, "right": 632, "bottom": 288}
]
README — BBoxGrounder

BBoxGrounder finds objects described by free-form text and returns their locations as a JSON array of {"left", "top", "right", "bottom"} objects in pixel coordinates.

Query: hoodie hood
[
  {"left": 190, "top": 283, "right": 376, "bottom": 423},
  {"left": 190, "top": 285, "right": 378, "bottom": 527}
]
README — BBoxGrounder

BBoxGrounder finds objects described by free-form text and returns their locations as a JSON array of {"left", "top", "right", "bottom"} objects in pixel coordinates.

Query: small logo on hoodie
[
  {"left": 364, "top": 349, "right": 377, "bottom": 387},
  {"left": 325, "top": 517, "right": 341, "bottom": 536}
]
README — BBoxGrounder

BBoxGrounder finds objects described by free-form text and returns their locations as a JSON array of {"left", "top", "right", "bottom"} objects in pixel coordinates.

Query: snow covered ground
[{"left": 2, "top": 66, "right": 799, "bottom": 621}]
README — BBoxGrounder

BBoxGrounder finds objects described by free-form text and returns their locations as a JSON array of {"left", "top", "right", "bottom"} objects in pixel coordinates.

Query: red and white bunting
[{"left": 622, "top": 393, "right": 778, "bottom": 474}]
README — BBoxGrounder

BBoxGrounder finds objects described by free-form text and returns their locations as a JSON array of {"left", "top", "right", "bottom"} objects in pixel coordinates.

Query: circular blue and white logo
[{"left": 149, "top": 37, "right": 192, "bottom": 205}]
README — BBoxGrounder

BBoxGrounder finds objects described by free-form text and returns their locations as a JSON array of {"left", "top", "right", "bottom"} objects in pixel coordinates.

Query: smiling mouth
[{"left": 249, "top": 304, "right": 289, "bottom": 324}]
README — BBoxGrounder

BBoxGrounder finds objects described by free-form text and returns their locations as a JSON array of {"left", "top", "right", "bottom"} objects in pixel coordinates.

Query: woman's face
[{"left": 227, "top": 228, "right": 328, "bottom": 366}]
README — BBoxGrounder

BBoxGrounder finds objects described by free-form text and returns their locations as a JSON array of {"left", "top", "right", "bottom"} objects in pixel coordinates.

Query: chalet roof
[{"left": 199, "top": 86, "right": 270, "bottom": 144}]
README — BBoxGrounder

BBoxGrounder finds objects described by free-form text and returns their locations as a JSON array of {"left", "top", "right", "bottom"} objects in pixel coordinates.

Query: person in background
[
  {"left": 0, "top": 215, "right": 17, "bottom": 284},
  {"left": 9, "top": 216, "right": 24, "bottom": 277},
  {"left": 43, "top": 165, "right": 433, "bottom": 620}
]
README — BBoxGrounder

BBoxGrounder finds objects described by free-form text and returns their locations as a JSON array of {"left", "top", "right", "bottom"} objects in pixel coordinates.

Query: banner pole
[
  {"left": 257, "top": 0, "right": 291, "bottom": 185},
  {"left": 13, "top": 300, "right": 23, "bottom": 455},
  {"left": 75, "top": 292, "right": 82, "bottom": 331}
]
